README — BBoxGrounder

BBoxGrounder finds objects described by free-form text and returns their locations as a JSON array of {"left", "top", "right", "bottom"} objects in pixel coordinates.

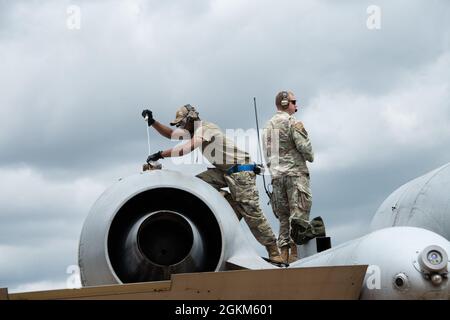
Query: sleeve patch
[{"left": 294, "top": 121, "right": 308, "bottom": 137}]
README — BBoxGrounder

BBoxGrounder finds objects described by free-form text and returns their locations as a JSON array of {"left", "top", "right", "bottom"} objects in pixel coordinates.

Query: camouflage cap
[{"left": 170, "top": 104, "right": 198, "bottom": 126}]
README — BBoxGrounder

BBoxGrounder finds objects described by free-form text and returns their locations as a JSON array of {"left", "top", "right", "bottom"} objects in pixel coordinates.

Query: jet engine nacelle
[
  {"left": 371, "top": 162, "right": 450, "bottom": 239},
  {"left": 78, "top": 170, "right": 273, "bottom": 286}
]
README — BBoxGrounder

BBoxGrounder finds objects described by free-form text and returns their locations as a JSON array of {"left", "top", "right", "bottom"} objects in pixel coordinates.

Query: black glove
[
  {"left": 147, "top": 151, "right": 164, "bottom": 163},
  {"left": 141, "top": 109, "right": 155, "bottom": 126}
]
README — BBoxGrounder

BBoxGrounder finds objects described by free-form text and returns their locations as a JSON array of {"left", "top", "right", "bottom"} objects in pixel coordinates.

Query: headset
[
  {"left": 174, "top": 104, "right": 199, "bottom": 128},
  {"left": 280, "top": 91, "right": 289, "bottom": 108},
  {"left": 183, "top": 104, "right": 199, "bottom": 121}
]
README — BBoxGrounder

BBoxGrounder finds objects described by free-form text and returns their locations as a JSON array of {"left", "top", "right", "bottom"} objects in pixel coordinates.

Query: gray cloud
[
  {"left": 1, "top": 0, "right": 449, "bottom": 292},
  {"left": 2, "top": 0, "right": 449, "bottom": 171}
]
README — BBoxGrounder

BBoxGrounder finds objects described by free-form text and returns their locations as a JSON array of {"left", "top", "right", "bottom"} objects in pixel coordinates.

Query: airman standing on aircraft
[
  {"left": 263, "top": 90, "right": 324, "bottom": 263},
  {"left": 142, "top": 105, "right": 284, "bottom": 264}
]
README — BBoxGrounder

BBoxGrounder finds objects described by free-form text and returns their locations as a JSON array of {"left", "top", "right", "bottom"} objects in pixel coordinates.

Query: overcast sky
[{"left": 1, "top": 0, "right": 449, "bottom": 293}]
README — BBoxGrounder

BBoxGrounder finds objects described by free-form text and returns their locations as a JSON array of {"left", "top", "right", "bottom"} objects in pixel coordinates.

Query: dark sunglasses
[{"left": 290, "top": 100, "right": 297, "bottom": 105}]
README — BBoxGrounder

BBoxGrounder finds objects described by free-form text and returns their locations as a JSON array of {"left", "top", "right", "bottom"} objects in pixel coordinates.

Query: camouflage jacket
[{"left": 263, "top": 111, "right": 314, "bottom": 178}]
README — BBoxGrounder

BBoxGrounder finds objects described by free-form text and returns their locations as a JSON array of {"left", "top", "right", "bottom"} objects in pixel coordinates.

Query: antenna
[{"left": 253, "top": 97, "right": 272, "bottom": 201}]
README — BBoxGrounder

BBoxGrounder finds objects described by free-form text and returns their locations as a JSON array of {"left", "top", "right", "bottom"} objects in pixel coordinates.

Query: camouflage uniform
[
  {"left": 263, "top": 111, "right": 314, "bottom": 247},
  {"left": 195, "top": 121, "right": 277, "bottom": 247}
]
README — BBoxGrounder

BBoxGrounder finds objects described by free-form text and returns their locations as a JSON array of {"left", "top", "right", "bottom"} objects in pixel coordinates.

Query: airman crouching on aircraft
[
  {"left": 263, "top": 91, "right": 325, "bottom": 264},
  {"left": 142, "top": 105, "right": 284, "bottom": 264}
]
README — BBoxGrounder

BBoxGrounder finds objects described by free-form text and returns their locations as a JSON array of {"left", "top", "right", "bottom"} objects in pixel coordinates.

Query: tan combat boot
[
  {"left": 266, "top": 244, "right": 284, "bottom": 264},
  {"left": 288, "top": 243, "right": 298, "bottom": 263},
  {"left": 280, "top": 246, "right": 289, "bottom": 264}
]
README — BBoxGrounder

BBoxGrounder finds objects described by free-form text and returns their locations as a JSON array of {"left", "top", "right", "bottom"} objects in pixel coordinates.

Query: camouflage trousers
[
  {"left": 196, "top": 168, "right": 277, "bottom": 246},
  {"left": 271, "top": 174, "right": 312, "bottom": 248}
]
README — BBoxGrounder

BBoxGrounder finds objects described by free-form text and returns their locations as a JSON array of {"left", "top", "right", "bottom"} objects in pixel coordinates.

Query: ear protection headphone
[
  {"left": 280, "top": 91, "right": 289, "bottom": 108},
  {"left": 178, "top": 104, "right": 198, "bottom": 126},
  {"left": 183, "top": 104, "right": 199, "bottom": 121}
]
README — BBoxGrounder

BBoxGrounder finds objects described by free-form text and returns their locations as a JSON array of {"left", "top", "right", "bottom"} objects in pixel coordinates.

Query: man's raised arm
[{"left": 143, "top": 109, "right": 180, "bottom": 139}]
